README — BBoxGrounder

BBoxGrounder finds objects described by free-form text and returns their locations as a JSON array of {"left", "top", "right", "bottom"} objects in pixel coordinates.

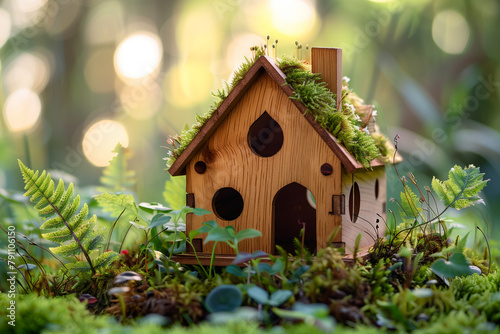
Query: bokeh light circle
[
  {"left": 82, "top": 120, "right": 129, "bottom": 167},
  {"left": 270, "top": 0, "right": 317, "bottom": 37},
  {"left": 114, "top": 32, "right": 163, "bottom": 80},
  {"left": 432, "top": 10, "right": 470, "bottom": 55},
  {"left": 4, "top": 52, "right": 51, "bottom": 94},
  {"left": 4, "top": 89, "right": 42, "bottom": 133}
]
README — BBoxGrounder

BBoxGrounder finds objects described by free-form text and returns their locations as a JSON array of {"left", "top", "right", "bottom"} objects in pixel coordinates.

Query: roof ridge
[{"left": 168, "top": 55, "right": 382, "bottom": 176}]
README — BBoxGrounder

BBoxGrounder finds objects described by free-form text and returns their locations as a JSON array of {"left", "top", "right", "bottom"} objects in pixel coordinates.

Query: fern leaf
[
  {"left": 432, "top": 165, "right": 489, "bottom": 210},
  {"left": 400, "top": 184, "right": 422, "bottom": 221},
  {"left": 67, "top": 203, "right": 90, "bottom": 229},
  {"left": 94, "top": 193, "right": 137, "bottom": 217},
  {"left": 50, "top": 241, "right": 84, "bottom": 257},
  {"left": 87, "top": 234, "right": 104, "bottom": 252},
  {"left": 97, "top": 144, "right": 136, "bottom": 193},
  {"left": 94, "top": 251, "right": 119, "bottom": 269},
  {"left": 65, "top": 261, "right": 91, "bottom": 274},
  {"left": 42, "top": 222, "right": 91, "bottom": 244},
  {"left": 38, "top": 179, "right": 65, "bottom": 216},
  {"left": 60, "top": 195, "right": 80, "bottom": 220},
  {"left": 40, "top": 215, "right": 64, "bottom": 230}
]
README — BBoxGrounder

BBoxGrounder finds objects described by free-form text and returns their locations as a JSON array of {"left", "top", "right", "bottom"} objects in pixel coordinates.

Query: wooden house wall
[
  {"left": 341, "top": 166, "right": 387, "bottom": 250},
  {"left": 186, "top": 71, "right": 343, "bottom": 254}
]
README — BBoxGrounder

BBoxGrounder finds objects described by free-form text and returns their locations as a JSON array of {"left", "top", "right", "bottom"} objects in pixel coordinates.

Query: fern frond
[
  {"left": 50, "top": 240, "right": 86, "bottom": 257},
  {"left": 37, "top": 179, "right": 65, "bottom": 216},
  {"left": 432, "top": 165, "right": 489, "bottom": 210},
  {"left": 87, "top": 234, "right": 104, "bottom": 252},
  {"left": 399, "top": 184, "right": 423, "bottom": 223},
  {"left": 18, "top": 160, "right": 119, "bottom": 274},
  {"left": 65, "top": 261, "right": 91, "bottom": 274},
  {"left": 94, "top": 251, "right": 119, "bottom": 269},
  {"left": 42, "top": 222, "right": 91, "bottom": 244},
  {"left": 94, "top": 193, "right": 137, "bottom": 217},
  {"left": 97, "top": 144, "right": 136, "bottom": 193}
]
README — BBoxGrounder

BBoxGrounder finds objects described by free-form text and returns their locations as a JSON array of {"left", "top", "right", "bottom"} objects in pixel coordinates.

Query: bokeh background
[{"left": 0, "top": 0, "right": 499, "bottom": 243}]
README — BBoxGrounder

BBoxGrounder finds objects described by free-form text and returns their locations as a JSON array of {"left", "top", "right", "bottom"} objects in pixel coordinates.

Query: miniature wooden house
[{"left": 168, "top": 48, "right": 396, "bottom": 257}]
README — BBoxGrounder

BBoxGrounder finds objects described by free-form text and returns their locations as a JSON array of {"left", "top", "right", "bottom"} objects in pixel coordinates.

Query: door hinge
[{"left": 329, "top": 194, "right": 345, "bottom": 216}]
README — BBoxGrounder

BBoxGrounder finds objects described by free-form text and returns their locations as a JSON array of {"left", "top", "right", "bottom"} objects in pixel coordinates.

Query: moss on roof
[{"left": 165, "top": 49, "right": 390, "bottom": 170}]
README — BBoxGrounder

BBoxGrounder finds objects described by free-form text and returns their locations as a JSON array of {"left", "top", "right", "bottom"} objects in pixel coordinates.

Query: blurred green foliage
[{"left": 0, "top": 0, "right": 499, "bottom": 279}]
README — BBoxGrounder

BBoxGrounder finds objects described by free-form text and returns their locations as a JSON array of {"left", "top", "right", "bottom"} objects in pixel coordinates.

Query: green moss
[
  {"left": 0, "top": 293, "right": 113, "bottom": 334},
  {"left": 165, "top": 51, "right": 390, "bottom": 169}
]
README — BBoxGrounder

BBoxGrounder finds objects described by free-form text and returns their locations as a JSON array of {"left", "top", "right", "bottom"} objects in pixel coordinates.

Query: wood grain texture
[
  {"left": 169, "top": 55, "right": 385, "bottom": 176},
  {"left": 341, "top": 167, "right": 387, "bottom": 250},
  {"left": 311, "top": 48, "right": 342, "bottom": 110},
  {"left": 187, "top": 72, "right": 343, "bottom": 254}
]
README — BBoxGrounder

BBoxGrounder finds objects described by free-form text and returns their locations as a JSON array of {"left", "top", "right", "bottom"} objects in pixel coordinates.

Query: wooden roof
[{"left": 168, "top": 56, "right": 390, "bottom": 176}]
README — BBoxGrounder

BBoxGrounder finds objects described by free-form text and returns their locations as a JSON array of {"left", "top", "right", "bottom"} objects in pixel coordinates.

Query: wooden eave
[{"left": 168, "top": 56, "right": 391, "bottom": 176}]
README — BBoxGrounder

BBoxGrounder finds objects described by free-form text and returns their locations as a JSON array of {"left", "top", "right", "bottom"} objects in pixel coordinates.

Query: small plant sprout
[
  {"left": 205, "top": 285, "right": 243, "bottom": 313},
  {"left": 204, "top": 225, "right": 262, "bottom": 255}
]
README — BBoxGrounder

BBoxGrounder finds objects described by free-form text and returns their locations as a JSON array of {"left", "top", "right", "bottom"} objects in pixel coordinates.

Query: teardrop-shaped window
[
  {"left": 247, "top": 111, "right": 283, "bottom": 157},
  {"left": 349, "top": 182, "right": 361, "bottom": 223}
]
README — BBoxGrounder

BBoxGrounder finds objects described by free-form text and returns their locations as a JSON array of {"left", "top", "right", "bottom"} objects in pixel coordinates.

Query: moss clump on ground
[{"left": 165, "top": 50, "right": 389, "bottom": 169}]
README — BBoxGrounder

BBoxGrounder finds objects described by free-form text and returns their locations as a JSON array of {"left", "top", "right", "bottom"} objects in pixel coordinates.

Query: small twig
[
  {"left": 105, "top": 208, "right": 126, "bottom": 252},
  {"left": 476, "top": 226, "right": 491, "bottom": 275},
  {"left": 118, "top": 225, "right": 134, "bottom": 254}
]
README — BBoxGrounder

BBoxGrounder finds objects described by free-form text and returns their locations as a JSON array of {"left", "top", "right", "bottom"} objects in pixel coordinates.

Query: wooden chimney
[{"left": 311, "top": 48, "right": 342, "bottom": 109}]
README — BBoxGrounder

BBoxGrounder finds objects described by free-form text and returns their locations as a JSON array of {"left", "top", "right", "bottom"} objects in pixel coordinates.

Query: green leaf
[
  {"left": 190, "top": 220, "right": 217, "bottom": 239},
  {"left": 163, "top": 175, "right": 186, "bottom": 211},
  {"left": 65, "top": 261, "right": 91, "bottom": 274},
  {"left": 138, "top": 202, "right": 172, "bottom": 213},
  {"left": 268, "top": 289, "right": 292, "bottom": 306},
  {"left": 226, "top": 265, "right": 246, "bottom": 277},
  {"left": 94, "top": 251, "right": 119, "bottom": 269},
  {"left": 292, "top": 302, "right": 330, "bottom": 318},
  {"left": 430, "top": 252, "right": 476, "bottom": 279},
  {"left": 205, "top": 285, "right": 243, "bottom": 313},
  {"left": 94, "top": 193, "right": 137, "bottom": 216},
  {"left": 51, "top": 241, "right": 84, "bottom": 257},
  {"left": 148, "top": 214, "right": 172, "bottom": 230},
  {"left": 247, "top": 286, "right": 269, "bottom": 305},
  {"left": 97, "top": 143, "right": 136, "bottom": 193},
  {"left": 271, "top": 258, "right": 284, "bottom": 275},
  {"left": 193, "top": 207, "right": 212, "bottom": 216},
  {"left": 129, "top": 220, "right": 147, "bottom": 230},
  {"left": 292, "top": 265, "right": 310, "bottom": 279},
  {"left": 232, "top": 250, "right": 268, "bottom": 265},
  {"left": 18, "top": 160, "right": 100, "bottom": 271},
  {"left": 432, "top": 165, "right": 489, "bottom": 210},
  {"left": 400, "top": 184, "right": 422, "bottom": 221},
  {"left": 164, "top": 231, "right": 187, "bottom": 242},
  {"left": 226, "top": 226, "right": 236, "bottom": 238},
  {"left": 235, "top": 228, "right": 262, "bottom": 243},
  {"left": 204, "top": 226, "right": 232, "bottom": 244},
  {"left": 273, "top": 303, "right": 336, "bottom": 332}
]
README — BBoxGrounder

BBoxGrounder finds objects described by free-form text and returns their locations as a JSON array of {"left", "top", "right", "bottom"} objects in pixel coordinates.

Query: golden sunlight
[
  {"left": 4, "top": 88, "right": 42, "bottom": 133},
  {"left": 82, "top": 120, "right": 129, "bottom": 167},
  {"left": 269, "top": 0, "right": 317, "bottom": 37},
  {"left": 114, "top": 32, "right": 163, "bottom": 81},
  {"left": 432, "top": 10, "right": 470, "bottom": 55}
]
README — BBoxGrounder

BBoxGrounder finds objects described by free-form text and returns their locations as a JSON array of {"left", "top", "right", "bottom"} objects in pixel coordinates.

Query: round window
[{"left": 212, "top": 187, "right": 244, "bottom": 221}]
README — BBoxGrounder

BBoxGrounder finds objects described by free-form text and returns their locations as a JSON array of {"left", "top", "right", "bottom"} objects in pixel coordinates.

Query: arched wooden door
[{"left": 273, "top": 182, "right": 316, "bottom": 254}]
